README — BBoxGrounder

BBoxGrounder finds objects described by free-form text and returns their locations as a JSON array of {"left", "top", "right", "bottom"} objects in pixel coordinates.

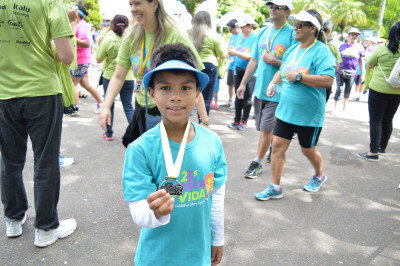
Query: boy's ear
[
  {"left": 196, "top": 87, "right": 201, "bottom": 97},
  {"left": 148, "top": 87, "right": 156, "bottom": 102}
]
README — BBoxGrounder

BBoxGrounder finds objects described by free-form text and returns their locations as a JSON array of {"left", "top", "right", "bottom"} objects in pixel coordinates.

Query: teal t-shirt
[
  {"left": 227, "top": 33, "right": 240, "bottom": 70},
  {"left": 251, "top": 24, "right": 296, "bottom": 102},
  {"left": 117, "top": 27, "right": 204, "bottom": 109},
  {"left": 96, "top": 32, "right": 134, "bottom": 80},
  {"left": 0, "top": 0, "right": 73, "bottom": 99},
  {"left": 123, "top": 123, "right": 228, "bottom": 266},
  {"left": 233, "top": 32, "right": 256, "bottom": 71},
  {"left": 276, "top": 41, "right": 336, "bottom": 127}
]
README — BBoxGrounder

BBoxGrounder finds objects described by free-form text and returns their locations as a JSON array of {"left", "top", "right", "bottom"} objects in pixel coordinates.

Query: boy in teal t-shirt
[{"left": 122, "top": 44, "right": 227, "bottom": 266}]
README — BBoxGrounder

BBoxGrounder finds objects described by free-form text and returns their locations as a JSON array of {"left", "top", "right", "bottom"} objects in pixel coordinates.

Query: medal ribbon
[
  {"left": 138, "top": 35, "right": 155, "bottom": 79},
  {"left": 265, "top": 23, "right": 287, "bottom": 52},
  {"left": 291, "top": 39, "right": 317, "bottom": 69},
  {"left": 160, "top": 120, "right": 191, "bottom": 179}
]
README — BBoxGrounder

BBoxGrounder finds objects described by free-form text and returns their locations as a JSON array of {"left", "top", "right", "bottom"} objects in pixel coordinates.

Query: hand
[
  {"left": 147, "top": 189, "right": 175, "bottom": 219},
  {"left": 286, "top": 70, "right": 298, "bottom": 83},
  {"left": 236, "top": 85, "right": 245, "bottom": 99},
  {"left": 227, "top": 47, "right": 235, "bottom": 56},
  {"left": 266, "top": 83, "right": 276, "bottom": 98},
  {"left": 99, "top": 107, "right": 112, "bottom": 132},
  {"left": 211, "top": 246, "right": 223, "bottom": 266},
  {"left": 261, "top": 51, "right": 275, "bottom": 64}
]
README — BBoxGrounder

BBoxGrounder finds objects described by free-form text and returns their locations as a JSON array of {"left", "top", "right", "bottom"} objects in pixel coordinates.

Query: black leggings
[
  {"left": 234, "top": 73, "right": 256, "bottom": 123},
  {"left": 368, "top": 89, "right": 400, "bottom": 153}
]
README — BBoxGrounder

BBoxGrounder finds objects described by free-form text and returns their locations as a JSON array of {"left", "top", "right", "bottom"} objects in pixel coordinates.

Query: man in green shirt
[{"left": 0, "top": 0, "right": 77, "bottom": 247}]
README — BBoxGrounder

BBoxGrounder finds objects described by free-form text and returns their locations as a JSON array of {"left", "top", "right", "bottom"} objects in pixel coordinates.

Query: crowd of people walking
[{"left": 1, "top": 0, "right": 399, "bottom": 265}]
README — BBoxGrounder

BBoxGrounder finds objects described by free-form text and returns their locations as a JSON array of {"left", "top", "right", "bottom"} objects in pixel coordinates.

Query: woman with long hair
[
  {"left": 254, "top": 10, "right": 336, "bottom": 200},
  {"left": 357, "top": 21, "right": 400, "bottom": 162},
  {"left": 96, "top": 15, "right": 134, "bottom": 141},
  {"left": 188, "top": 11, "right": 225, "bottom": 115},
  {"left": 99, "top": 0, "right": 208, "bottom": 146}
]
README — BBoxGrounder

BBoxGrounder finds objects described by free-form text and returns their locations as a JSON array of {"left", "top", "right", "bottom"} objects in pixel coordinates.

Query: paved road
[{"left": 1, "top": 79, "right": 399, "bottom": 265}]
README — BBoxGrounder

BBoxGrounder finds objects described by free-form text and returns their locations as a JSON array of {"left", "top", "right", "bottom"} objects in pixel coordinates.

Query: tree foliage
[
  {"left": 180, "top": 0, "right": 206, "bottom": 16},
  {"left": 83, "top": 0, "right": 102, "bottom": 29}
]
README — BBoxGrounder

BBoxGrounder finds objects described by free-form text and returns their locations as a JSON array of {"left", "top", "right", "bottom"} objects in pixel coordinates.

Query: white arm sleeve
[
  {"left": 129, "top": 200, "right": 170, "bottom": 228},
  {"left": 211, "top": 184, "right": 225, "bottom": 246}
]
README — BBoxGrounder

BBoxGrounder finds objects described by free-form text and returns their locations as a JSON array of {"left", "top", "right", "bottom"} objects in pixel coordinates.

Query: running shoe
[
  {"left": 356, "top": 152, "right": 379, "bottom": 162},
  {"left": 210, "top": 103, "right": 214, "bottom": 109},
  {"left": 59, "top": 155, "right": 74, "bottom": 167},
  {"left": 237, "top": 120, "right": 247, "bottom": 130},
  {"left": 94, "top": 103, "right": 103, "bottom": 114},
  {"left": 255, "top": 184, "right": 283, "bottom": 201},
  {"left": 244, "top": 161, "right": 262, "bottom": 179},
  {"left": 102, "top": 133, "right": 114, "bottom": 141},
  {"left": 214, "top": 103, "right": 219, "bottom": 110},
  {"left": 303, "top": 175, "right": 327, "bottom": 192},
  {"left": 378, "top": 149, "right": 386, "bottom": 156},
  {"left": 228, "top": 120, "right": 239, "bottom": 128}
]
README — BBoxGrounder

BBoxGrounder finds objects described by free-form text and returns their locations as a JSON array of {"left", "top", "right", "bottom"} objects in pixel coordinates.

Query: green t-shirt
[
  {"left": 327, "top": 39, "right": 342, "bottom": 65},
  {"left": 198, "top": 32, "right": 225, "bottom": 66},
  {"left": 96, "top": 32, "right": 134, "bottom": 81},
  {"left": 0, "top": 0, "right": 73, "bottom": 100},
  {"left": 117, "top": 27, "right": 204, "bottom": 108},
  {"left": 368, "top": 43, "right": 400, "bottom": 95}
]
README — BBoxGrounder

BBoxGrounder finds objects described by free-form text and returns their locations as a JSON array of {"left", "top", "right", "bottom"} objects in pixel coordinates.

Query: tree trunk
[{"left": 376, "top": 0, "right": 387, "bottom": 39}]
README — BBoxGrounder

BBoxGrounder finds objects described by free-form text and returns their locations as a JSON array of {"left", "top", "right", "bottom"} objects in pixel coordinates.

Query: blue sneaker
[
  {"left": 303, "top": 175, "right": 327, "bottom": 192},
  {"left": 59, "top": 155, "right": 74, "bottom": 167},
  {"left": 255, "top": 184, "right": 283, "bottom": 201}
]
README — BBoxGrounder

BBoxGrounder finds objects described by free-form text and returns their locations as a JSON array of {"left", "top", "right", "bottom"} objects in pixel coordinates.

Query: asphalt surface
[{"left": 1, "top": 75, "right": 400, "bottom": 265}]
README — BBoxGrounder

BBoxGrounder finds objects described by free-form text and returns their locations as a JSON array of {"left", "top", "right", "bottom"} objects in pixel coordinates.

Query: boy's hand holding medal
[{"left": 147, "top": 189, "right": 175, "bottom": 219}]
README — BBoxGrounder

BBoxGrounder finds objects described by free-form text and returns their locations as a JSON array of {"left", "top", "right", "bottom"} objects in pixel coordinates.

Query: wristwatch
[
  {"left": 295, "top": 73, "right": 302, "bottom": 82},
  {"left": 199, "top": 118, "right": 209, "bottom": 126}
]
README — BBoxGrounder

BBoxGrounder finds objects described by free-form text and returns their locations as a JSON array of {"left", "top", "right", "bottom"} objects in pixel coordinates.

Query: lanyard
[
  {"left": 291, "top": 39, "right": 317, "bottom": 69},
  {"left": 160, "top": 120, "right": 191, "bottom": 179},
  {"left": 138, "top": 35, "right": 155, "bottom": 78},
  {"left": 265, "top": 23, "right": 287, "bottom": 51}
]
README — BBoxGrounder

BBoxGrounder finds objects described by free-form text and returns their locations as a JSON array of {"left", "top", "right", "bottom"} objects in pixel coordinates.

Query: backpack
[{"left": 378, "top": 56, "right": 400, "bottom": 88}]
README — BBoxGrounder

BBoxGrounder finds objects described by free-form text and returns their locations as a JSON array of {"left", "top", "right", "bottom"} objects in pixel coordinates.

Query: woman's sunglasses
[
  {"left": 269, "top": 5, "right": 288, "bottom": 10},
  {"left": 294, "top": 21, "right": 314, "bottom": 29}
]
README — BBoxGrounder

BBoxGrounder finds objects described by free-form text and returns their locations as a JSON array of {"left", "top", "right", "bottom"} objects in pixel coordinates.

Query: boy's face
[{"left": 149, "top": 70, "right": 200, "bottom": 126}]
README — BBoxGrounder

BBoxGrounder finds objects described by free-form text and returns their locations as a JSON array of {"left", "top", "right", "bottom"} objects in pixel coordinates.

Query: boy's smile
[{"left": 149, "top": 71, "right": 200, "bottom": 128}]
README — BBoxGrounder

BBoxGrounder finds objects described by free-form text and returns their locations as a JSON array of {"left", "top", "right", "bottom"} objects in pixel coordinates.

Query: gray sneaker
[
  {"left": 34, "top": 219, "right": 77, "bottom": 248},
  {"left": 244, "top": 161, "right": 262, "bottom": 179},
  {"left": 6, "top": 214, "right": 26, "bottom": 238}
]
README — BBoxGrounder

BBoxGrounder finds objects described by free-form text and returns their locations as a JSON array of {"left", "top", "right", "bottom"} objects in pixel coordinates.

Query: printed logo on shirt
[
  {"left": 175, "top": 170, "right": 214, "bottom": 207},
  {"left": 341, "top": 46, "right": 360, "bottom": 58},
  {"left": 0, "top": 20, "right": 4, "bottom": 28},
  {"left": 8, "top": 19, "right": 23, "bottom": 30},
  {"left": 0, "top": 39, "right": 11, "bottom": 44},
  {"left": 16, "top": 38, "right": 30, "bottom": 46},
  {"left": 13, "top": 3, "right": 30, "bottom": 18},
  {"left": 129, "top": 50, "right": 150, "bottom": 74},
  {"left": 281, "top": 65, "right": 309, "bottom": 80},
  {"left": 0, "top": 4, "right": 7, "bottom": 10},
  {"left": 259, "top": 43, "right": 286, "bottom": 60}
]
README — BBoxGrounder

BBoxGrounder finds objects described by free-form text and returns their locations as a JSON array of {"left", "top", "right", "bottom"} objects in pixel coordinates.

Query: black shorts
[
  {"left": 227, "top": 69, "right": 234, "bottom": 87},
  {"left": 273, "top": 118, "right": 322, "bottom": 148}
]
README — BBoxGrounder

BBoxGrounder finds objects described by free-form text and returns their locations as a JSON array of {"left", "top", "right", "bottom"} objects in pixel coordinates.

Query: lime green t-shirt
[
  {"left": 368, "top": 43, "right": 400, "bottom": 95},
  {"left": 0, "top": 0, "right": 73, "bottom": 100},
  {"left": 117, "top": 27, "right": 204, "bottom": 108},
  {"left": 327, "top": 39, "right": 342, "bottom": 65},
  {"left": 96, "top": 32, "right": 134, "bottom": 81},
  {"left": 198, "top": 32, "right": 225, "bottom": 66}
]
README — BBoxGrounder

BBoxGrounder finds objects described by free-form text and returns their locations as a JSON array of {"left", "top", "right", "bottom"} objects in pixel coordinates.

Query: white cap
[
  {"left": 348, "top": 27, "right": 361, "bottom": 35},
  {"left": 235, "top": 16, "right": 257, "bottom": 27},
  {"left": 266, "top": 0, "right": 293, "bottom": 11},
  {"left": 289, "top": 10, "right": 321, "bottom": 31}
]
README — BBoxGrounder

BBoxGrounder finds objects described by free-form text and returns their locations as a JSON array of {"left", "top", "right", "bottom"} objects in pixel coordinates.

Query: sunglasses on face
[
  {"left": 269, "top": 5, "right": 288, "bottom": 10},
  {"left": 294, "top": 21, "right": 313, "bottom": 29},
  {"left": 349, "top": 33, "right": 359, "bottom": 37},
  {"left": 228, "top": 27, "right": 234, "bottom": 32}
]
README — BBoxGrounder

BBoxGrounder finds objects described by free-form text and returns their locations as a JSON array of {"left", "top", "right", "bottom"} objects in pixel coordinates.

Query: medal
[{"left": 158, "top": 120, "right": 191, "bottom": 198}]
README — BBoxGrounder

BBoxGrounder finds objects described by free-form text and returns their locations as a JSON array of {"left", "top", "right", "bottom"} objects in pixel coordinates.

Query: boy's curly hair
[
  {"left": 147, "top": 43, "right": 200, "bottom": 89},
  {"left": 150, "top": 43, "right": 198, "bottom": 69}
]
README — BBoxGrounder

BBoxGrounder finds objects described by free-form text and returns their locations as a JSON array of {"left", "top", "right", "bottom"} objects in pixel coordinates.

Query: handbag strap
[
  {"left": 378, "top": 63, "right": 388, "bottom": 80},
  {"left": 145, "top": 90, "right": 149, "bottom": 115}
]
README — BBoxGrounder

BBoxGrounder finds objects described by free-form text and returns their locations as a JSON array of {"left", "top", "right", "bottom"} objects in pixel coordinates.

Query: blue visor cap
[{"left": 143, "top": 60, "right": 209, "bottom": 92}]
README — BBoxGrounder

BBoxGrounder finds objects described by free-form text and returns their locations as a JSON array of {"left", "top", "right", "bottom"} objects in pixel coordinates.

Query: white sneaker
[
  {"left": 6, "top": 214, "right": 26, "bottom": 237},
  {"left": 34, "top": 219, "right": 77, "bottom": 248},
  {"left": 59, "top": 155, "right": 74, "bottom": 167},
  {"left": 93, "top": 103, "right": 102, "bottom": 114}
]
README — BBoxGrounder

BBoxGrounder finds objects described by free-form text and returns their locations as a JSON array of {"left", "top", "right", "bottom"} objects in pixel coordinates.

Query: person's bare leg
[
  {"left": 270, "top": 136, "right": 291, "bottom": 185},
  {"left": 71, "top": 76, "right": 81, "bottom": 106},
  {"left": 343, "top": 97, "right": 348, "bottom": 111},
  {"left": 228, "top": 85, "right": 234, "bottom": 102},
  {"left": 80, "top": 75, "right": 103, "bottom": 103},
  {"left": 257, "top": 130, "right": 272, "bottom": 159},
  {"left": 301, "top": 146, "right": 323, "bottom": 177}
]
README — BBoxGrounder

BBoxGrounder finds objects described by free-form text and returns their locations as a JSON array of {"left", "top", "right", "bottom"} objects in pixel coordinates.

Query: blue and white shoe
[
  {"left": 59, "top": 155, "right": 74, "bottom": 167},
  {"left": 303, "top": 175, "right": 327, "bottom": 192},
  {"left": 255, "top": 184, "right": 283, "bottom": 201}
]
